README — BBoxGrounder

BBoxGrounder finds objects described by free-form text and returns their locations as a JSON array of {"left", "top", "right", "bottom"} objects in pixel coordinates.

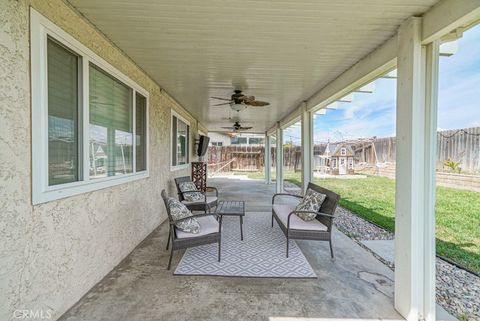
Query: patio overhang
[
  {"left": 69, "top": 0, "right": 445, "bottom": 134},
  {"left": 26, "top": 0, "right": 480, "bottom": 320}
]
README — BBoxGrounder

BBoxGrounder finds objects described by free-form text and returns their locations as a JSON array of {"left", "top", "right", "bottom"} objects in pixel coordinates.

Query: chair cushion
[
  {"left": 294, "top": 188, "right": 327, "bottom": 221},
  {"left": 273, "top": 204, "right": 328, "bottom": 231},
  {"left": 167, "top": 198, "right": 200, "bottom": 234},
  {"left": 176, "top": 215, "right": 220, "bottom": 239},
  {"left": 178, "top": 181, "right": 204, "bottom": 202},
  {"left": 182, "top": 196, "right": 218, "bottom": 206}
]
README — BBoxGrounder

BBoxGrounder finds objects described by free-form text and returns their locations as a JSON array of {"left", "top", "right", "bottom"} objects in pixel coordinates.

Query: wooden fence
[
  {"left": 354, "top": 127, "right": 480, "bottom": 174},
  {"left": 207, "top": 145, "right": 328, "bottom": 173},
  {"left": 207, "top": 127, "right": 480, "bottom": 175}
]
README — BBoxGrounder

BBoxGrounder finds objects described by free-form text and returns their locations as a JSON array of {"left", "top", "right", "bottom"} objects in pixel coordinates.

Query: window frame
[
  {"left": 170, "top": 110, "right": 191, "bottom": 170},
  {"left": 31, "top": 9, "right": 149, "bottom": 204}
]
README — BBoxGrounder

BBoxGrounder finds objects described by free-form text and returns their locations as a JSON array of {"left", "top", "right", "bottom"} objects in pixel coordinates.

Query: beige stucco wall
[{"left": 0, "top": 1, "right": 203, "bottom": 320}]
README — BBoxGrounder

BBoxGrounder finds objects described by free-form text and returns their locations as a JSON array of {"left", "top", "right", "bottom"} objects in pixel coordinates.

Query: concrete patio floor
[{"left": 60, "top": 177, "right": 403, "bottom": 321}]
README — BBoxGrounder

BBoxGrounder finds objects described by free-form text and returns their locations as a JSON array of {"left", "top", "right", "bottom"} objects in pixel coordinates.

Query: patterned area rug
[{"left": 174, "top": 212, "right": 317, "bottom": 278}]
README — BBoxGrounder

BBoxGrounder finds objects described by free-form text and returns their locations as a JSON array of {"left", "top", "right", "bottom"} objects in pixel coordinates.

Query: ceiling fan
[
  {"left": 221, "top": 121, "right": 253, "bottom": 132},
  {"left": 211, "top": 90, "right": 270, "bottom": 112}
]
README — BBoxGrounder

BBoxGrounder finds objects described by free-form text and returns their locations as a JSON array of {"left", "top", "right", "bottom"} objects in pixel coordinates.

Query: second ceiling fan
[
  {"left": 211, "top": 90, "right": 270, "bottom": 111},
  {"left": 221, "top": 121, "right": 253, "bottom": 132}
]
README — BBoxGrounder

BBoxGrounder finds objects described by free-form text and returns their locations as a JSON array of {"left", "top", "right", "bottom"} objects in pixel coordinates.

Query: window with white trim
[
  {"left": 31, "top": 10, "right": 149, "bottom": 204},
  {"left": 171, "top": 112, "right": 190, "bottom": 168}
]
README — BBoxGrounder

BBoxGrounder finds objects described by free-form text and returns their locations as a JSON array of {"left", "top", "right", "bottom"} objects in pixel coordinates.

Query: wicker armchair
[
  {"left": 161, "top": 190, "right": 222, "bottom": 270},
  {"left": 271, "top": 182, "right": 340, "bottom": 258},
  {"left": 174, "top": 176, "right": 218, "bottom": 212}
]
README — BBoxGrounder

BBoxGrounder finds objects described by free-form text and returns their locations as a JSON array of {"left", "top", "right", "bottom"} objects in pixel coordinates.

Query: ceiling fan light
[{"left": 230, "top": 102, "right": 247, "bottom": 112}]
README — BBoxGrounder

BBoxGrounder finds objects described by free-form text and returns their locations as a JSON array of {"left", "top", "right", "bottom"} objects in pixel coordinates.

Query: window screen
[
  {"left": 135, "top": 93, "right": 147, "bottom": 172},
  {"left": 89, "top": 64, "right": 133, "bottom": 178},
  {"left": 47, "top": 38, "right": 81, "bottom": 186},
  {"left": 171, "top": 115, "right": 189, "bottom": 166}
]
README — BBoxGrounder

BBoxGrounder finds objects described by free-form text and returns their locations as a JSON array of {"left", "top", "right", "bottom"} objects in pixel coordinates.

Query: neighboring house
[
  {"left": 208, "top": 132, "right": 232, "bottom": 147},
  {"left": 330, "top": 144, "right": 355, "bottom": 175},
  {"left": 209, "top": 132, "right": 265, "bottom": 147}
]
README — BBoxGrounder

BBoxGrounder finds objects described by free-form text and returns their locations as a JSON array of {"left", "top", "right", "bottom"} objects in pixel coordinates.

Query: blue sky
[{"left": 283, "top": 24, "right": 480, "bottom": 145}]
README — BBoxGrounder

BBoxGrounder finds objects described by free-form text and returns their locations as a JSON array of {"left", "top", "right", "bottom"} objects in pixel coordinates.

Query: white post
[
  {"left": 265, "top": 133, "right": 272, "bottom": 184},
  {"left": 423, "top": 40, "right": 440, "bottom": 321},
  {"left": 301, "top": 103, "right": 313, "bottom": 193},
  {"left": 275, "top": 125, "right": 284, "bottom": 193},
  {"left": 395, "top": 17, "right": 439, "bottom": 321}
]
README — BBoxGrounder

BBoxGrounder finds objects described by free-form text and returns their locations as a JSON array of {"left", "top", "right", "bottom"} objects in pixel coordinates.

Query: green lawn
[{"left": 236, "top": 170, "right": 480, "bottom": 273}]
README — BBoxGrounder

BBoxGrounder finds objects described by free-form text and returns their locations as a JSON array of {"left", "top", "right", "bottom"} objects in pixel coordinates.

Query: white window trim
[
  {"left": 170, "top": 110, "right": 191, "bottom": 171},
  {"left": 31, "top": 9, "right": 149, "bottom": 204}
]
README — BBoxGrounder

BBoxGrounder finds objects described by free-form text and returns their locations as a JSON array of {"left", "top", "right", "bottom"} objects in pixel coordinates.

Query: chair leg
[
  {"left": 218, "top": 241, "right": 221, "bottom": 262},
  {"left": 329, "top": 240, "right": 334, "bottom": 259},
  {"left": 271, "top": 213, "right": 274, "bottom": 227},
  {"left": 286, "top": 236, "right": 289, "bottom": 258},
  {"left": 240, "top": 216, "right": 243, "bottom": 241},
  {"left": 166, "top": 227, "right": 171, "bottom": 250},
  {"left": 167, "top": 246, "right": 174, "bottom": 270}
]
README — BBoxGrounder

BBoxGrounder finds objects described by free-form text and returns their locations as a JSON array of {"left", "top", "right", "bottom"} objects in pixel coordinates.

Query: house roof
[{"left": 331, "top": 144, "right": 355, "bottom": 157}]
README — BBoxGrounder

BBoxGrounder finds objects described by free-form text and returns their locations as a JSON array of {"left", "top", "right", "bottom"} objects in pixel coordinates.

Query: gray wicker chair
[
  {"left": 271, "top": 182, "right": 340, "bottom": 258},
  {"left": 174, "top": 176, "right": 218, "bottom": 213},
  {"left": 161, "top": 189, "right": 222, "bottom": 270}
]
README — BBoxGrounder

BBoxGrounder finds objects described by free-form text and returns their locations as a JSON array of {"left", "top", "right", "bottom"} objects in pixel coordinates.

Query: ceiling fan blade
[
  {"left": 238, "top": 127, "right": 253, "bottom": 130},
  {"left": 246, "top": 100, "right": 270, "bottom": 107},
  {"left": 221, "top": 126, "right": 234, "bottom": 129},
  {"left": 239, "top": 95, "right": 255, "bottom": 102},
  {"left": 211, "top": 97, "right": 232, "bottom": 101},
  {"left": 212, "top": 102, "right": 231, "bottom": 106}
]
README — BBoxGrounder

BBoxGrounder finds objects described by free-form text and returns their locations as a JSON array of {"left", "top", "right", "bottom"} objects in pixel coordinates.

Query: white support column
[
  {"left": 301, "top": 104, "right": 313, "bottom": 193},
  {"left": 275, "top": 125, "right": 284, "bottom": 193},
  {"left": 395, "top": 17, "right": 439, "bottom": 321},
  {"left": 422, "top": 40, "right": 440, "bottom": 321},
  {"left": 264, "top": 133, "right": 272, "bottom": 184}
]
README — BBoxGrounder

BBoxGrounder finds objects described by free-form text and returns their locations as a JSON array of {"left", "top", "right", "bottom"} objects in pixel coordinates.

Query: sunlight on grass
[{"left": 238, "top": 170, "right": 480, "bottom": 273}]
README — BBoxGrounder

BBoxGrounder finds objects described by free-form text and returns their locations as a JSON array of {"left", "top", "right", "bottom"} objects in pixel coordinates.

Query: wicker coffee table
[{"left": 216, "top": 201, "right": 245, "bottom": 240}]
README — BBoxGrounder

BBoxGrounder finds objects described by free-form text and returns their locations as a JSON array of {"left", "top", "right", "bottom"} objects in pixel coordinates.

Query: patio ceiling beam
[
  {"left": 269, "top": 0, "right": 480, "bottom": 133},
  {"left": 278, "top": 104, "right": 303, "bottom": 130},
  {"left": 306, "top": 35, "right": 397, "bottom": 113},
  {"left": 271, "top": 32, "right": 397, "bottom": 132},
  {"left": 422, "top": 0, "right": 480, "bottom": 44}
]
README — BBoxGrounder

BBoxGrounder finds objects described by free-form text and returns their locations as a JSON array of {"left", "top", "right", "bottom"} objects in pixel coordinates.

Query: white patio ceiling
[{"left": 68, "top": 0, "right": 439, "bottom": 133}]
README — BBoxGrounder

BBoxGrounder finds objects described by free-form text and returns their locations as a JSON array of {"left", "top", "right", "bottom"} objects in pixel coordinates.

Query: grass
[{"left": 236, "top": 170, "right": 480, "bottom": 273}]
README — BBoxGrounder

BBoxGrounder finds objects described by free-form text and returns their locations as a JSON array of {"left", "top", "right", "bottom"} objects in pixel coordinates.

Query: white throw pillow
[
  {"left": 294, "top": 189, "right": 327, "bottom": 221},
  {"left": 167, "top": 197, "right": 200, "bottom": 233},
  {"left": 179, "top": 182, "right": 204, "bottom": 202}
]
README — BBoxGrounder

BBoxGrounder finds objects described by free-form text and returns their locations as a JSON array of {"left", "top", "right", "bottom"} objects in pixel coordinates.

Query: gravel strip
[
  {"left": 334, "top": 206, "right": 394, "bottom": 240},
  {"left": 334, "top": 206, "right": 480, "bottom": 321}
]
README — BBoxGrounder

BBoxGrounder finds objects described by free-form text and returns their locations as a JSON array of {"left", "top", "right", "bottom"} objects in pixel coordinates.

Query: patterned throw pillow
[
  {"left": 179, "top": 182, "right": 204, "bottom": 202},
  {"left": 167, "top": 197, "right": 200, "bottom": 234},
  {"left": 294, "top": 189, "right": 327, "bottom": 221}
]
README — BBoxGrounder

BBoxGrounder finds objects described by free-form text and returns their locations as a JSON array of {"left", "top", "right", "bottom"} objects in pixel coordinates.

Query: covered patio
[
  {"left": 59, "top": 177, "right": 402, "bottom": 321},
  {"left": 2, "top": 0, "right": 480, "bottom": 321}
]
